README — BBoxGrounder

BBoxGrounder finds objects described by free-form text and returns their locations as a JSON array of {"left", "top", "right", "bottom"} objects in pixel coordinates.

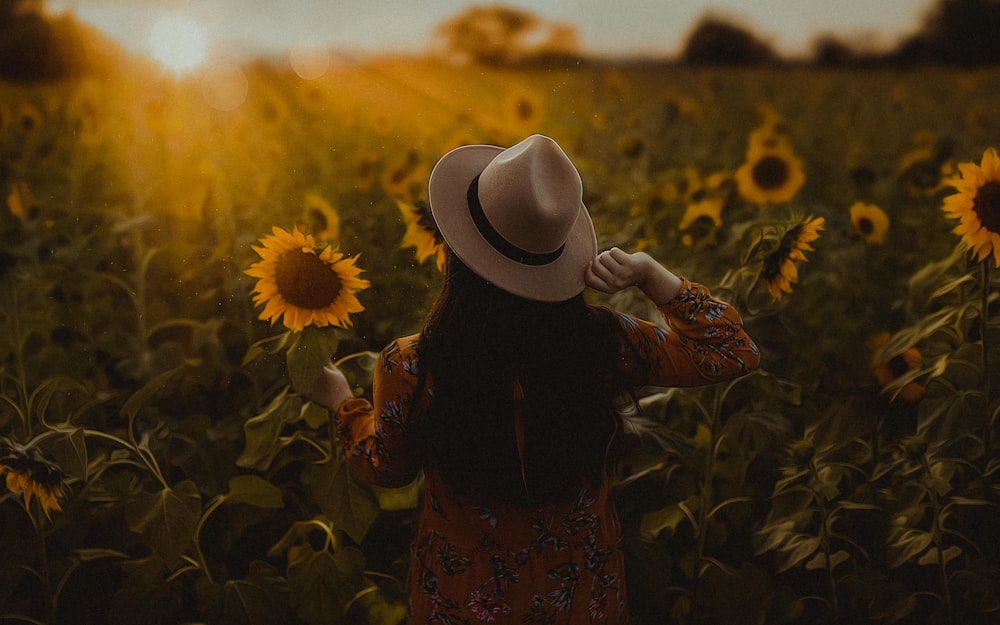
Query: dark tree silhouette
[
  {"left": 0, "top": 0, "right": 106, "bottom": 82},
  {"left": 432, "top": 4, "right": 581, "bottom": 66},
  {"left": 895, "top": 0, "right": 1000, "bottom": 65},
  {"left": 681, "top": 16, "right": 777, "bottom": 65}
]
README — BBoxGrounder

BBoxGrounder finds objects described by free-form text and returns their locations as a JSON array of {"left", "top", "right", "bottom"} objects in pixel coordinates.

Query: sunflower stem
[{"left": 981, "top": 259, "right": 993, "bottom": 463}]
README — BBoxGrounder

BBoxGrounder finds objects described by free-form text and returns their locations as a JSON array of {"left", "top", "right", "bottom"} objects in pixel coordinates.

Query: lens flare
[{"left": 149, "top": 13, "right": 209, "bottom": 75}]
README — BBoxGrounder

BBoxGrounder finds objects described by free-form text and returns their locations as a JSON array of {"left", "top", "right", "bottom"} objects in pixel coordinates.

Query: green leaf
[
  {"left": 302, "top": 452, "right": 380, "bottom": 544},
  {"left": 286, "top": 326, "right": 340, "bottom": 394},
  {"left": 242, "top": 331, "right": 292, "bottom": 366},
  {"left": 221, "top": 561, "right": 291, "bottom": 625},
  {"left": 287, "top": 545, "right": 370, "bottom": 625},
  {"left": 222, "top": 475, "right": 285, "bottom": 508},
  {"left": 888, "top": 529, "right": 934, "bottom": 568},
  {"left": 121, "top": 364, "right": 185, "bottom": 421},
  {"left": 124, "top": 480, "right": 202, "bottom": 568},
  {"left": 776, "top": 535, "right": 821, "bottom": 572},
  {"left": 236, "top": 388, "right": 300, "bottom": 470},
  {"left": 72, "top": 548, "right": 130, "bottom": 562},
  {"left": 804, "top": 549, "right": 850, "bottom": 571},
  {"left": 916, "top": 545, "right": 962, "bottom": 567}
]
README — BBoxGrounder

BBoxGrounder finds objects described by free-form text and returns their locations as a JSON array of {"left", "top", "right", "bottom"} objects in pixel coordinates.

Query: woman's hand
[
  {"left": 303, "top": 362, "right": 354, "bottom": 411},
  {"left": 586, "top": 247, "right": 683, "bottom": 305}
]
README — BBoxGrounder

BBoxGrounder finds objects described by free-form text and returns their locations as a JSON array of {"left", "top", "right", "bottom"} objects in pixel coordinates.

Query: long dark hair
[{"left": 415, "top": 251, "right": 625, "bottom": 505}]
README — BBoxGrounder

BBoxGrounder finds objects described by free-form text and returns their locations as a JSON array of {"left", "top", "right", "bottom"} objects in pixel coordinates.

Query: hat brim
[{"left": 428, "top": 144, "right": 597, "bottom": 302}]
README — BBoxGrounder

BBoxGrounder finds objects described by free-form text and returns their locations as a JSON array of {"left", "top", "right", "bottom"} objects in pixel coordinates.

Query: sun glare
[{"left": 149, "top": 13, "right": 209, "bottom": 75}]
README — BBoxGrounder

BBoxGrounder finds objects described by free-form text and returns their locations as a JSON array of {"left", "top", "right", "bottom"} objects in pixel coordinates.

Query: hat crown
[{"left": 477, "top": 135, "right": 583, "bottom": 254}]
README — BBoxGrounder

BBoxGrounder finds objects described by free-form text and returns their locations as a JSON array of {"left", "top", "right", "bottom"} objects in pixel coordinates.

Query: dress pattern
[{"left": 335, "top": 278, "right": 759, "bottom": 624}]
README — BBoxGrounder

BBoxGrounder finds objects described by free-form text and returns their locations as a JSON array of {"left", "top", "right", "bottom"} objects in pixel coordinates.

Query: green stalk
[
  {"left": 982, "top": 259, "right": 993, "bottom": 461},
  {"left": 923, "top": 455, "right": 953, "bottom": 624},
  {"left": 809, "top": 459, "right": 839, "bottom": 612}
]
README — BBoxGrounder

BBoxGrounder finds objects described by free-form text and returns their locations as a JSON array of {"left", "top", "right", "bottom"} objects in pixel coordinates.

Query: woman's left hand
[{"left": 303, "top": 362, "right": 354, "bottom": 411}]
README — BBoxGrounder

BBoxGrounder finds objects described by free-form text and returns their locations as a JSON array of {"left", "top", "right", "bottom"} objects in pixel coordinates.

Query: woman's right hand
[{"left": 586, "top": 247, "right": 682, "bottom": 304}]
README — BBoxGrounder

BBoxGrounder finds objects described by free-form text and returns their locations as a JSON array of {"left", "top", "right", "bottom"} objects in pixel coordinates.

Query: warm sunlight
[{"left": 148, "top": 13, "right": 209, "bottom": 75}]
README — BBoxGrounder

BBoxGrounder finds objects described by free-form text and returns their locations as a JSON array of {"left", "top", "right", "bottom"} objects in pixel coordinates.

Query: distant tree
[
  {"left": 432, "top": 3, "right": 582, "bottom": 65},
  {"left": 681, "top": 16, "right": 777, "bottom": 65},
  {"left": 811, "top": 35, "right": 855, "bottom": 66},
  {"left": 895, "top": 0, "right": 1000, "bottom": 65},
  {"left": 0, "top": 0, "right": 101, "bottom": 82}
]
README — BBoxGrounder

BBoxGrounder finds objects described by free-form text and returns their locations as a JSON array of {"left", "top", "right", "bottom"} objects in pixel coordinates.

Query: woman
[{"left": 307, "top": 135, "right": 760, "bottom": 624}]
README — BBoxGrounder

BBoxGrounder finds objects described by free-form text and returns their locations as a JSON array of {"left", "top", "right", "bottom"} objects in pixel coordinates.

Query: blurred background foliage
[{"left": 1, "top": 1, "right": 999, "bottom": 624}]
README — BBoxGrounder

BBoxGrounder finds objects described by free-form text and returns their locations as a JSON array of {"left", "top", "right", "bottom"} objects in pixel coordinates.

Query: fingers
[{"left": 586, "top": 247, "right": 634, "bottom": 293}]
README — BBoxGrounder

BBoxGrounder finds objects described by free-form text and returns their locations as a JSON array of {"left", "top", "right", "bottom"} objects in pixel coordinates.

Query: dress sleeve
[
  {"left": 334, "top": 336, "right": 424, "bottom": 488},
  {"left": 610, "top": 277, "right": 760, "bottom": 388}
]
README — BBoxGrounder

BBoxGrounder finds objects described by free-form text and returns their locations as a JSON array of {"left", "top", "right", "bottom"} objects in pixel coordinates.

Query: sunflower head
[
  {"left": 398, "top": 199, "right": 446, "bottom": 272},
  {"left": 761, "top": 216, "right": 825, "bottom": 301},
  {"left": 849, "top": 201, "right": 890, "bottom": 245},
  {"left": 869, "top": 332, "right": 926, "bottom": 403},
  {"left": 735, "top": 134, "right": 806, "bottom": 205},
  {"left": 941, "top": 147, "right": 1000, "bottom": 267},
  {"left": 1, "top": 443, "right": 67, "bottom": 520},
  {"left": 301, "top": 192, "right": 340, "bottom": 242},
  {"left": 245, "top": 226, "right": 370, "bottom": 332}
]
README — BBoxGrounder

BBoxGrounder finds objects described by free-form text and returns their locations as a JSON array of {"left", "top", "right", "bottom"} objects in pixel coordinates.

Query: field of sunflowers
[{"left": 1, "top": 45, "right": 999, "bottom": 625}]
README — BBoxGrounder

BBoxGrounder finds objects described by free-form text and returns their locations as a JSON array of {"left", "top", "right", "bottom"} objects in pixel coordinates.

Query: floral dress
[{"left": 335, "top": 278, "right": 759, "bottom": 624}]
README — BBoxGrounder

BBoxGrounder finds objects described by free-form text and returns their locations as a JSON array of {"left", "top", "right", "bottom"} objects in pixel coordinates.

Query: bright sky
[{"left": 51, "top": 0, "right": 936, "bottom": 63}]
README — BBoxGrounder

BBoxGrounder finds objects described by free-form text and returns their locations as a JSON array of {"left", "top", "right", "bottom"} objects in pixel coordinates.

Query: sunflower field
[{"left": 1, "top": 41, "right": 999, "bottom": 625}]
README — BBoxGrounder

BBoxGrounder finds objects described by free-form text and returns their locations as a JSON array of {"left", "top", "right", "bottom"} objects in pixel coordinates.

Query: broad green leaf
[
  {"left": 888, "top": 529, "right": 933, "bottom": 568},
  {"left": 302, "top": 401, "right": 331, "bottom": 429},
  {"left": 124, "top": 480, "right": 201, "bottom": 568},
  {"left": 916, "top": 545, "right": 962, "bottom": 566},
  {"left": 352, "top": 586, "right": 408, "bottom": 625},
  {"left": 302, "top": 453, "right": 379, "bottom": 544},
  {"left": 222, "top": 561, "right": 291, "bottom": 625},
  {"left": 639, "top": 504, "right": 690, "bottom": 541},
  {"left": 287, "top": 546, "right": 370, "bottom": 625},
  {"left": 776, "top": 535, "right": 821, "bottom": 572},
  {"left": 222, "top": 475, "right": 285, "bottom": 508},
  {"left": 372, "top": 479, "right": 422, "bottom": 511},
  {"left": 804, "top": 549, "right": 850, "bottom": 571},
  {"left": 286, "top": 325, "right": 340, "bottom": 394},
  {"left": 237, "top": 388, "right": 300, "bottom": 469},
  {"left": 121, "top": 364, "right": 185, "bottom": 421},
  {"left": 242, "top": 331, "right": 292, "bottom": 366}
]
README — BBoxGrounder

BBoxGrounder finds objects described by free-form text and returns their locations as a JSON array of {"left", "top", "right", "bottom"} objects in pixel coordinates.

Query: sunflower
[
  {"left": 381, "top": 149, "right": 427, "bottom": 199},
  {"left": 762, "top": 216, "right": 825, "bottom": 301},
  {"left": 941, "top": 147, "right": 1000, "bottom": 266},
  {"left": 869, "top": 332, "right": 926, "bottom": 402},
  {"left": 849, "top": 201, "right": 890, "bottom": 245},
  {"left": 898, "top": 135, "right": 953, "bottom": 197},
  {"left": 398, "top": 199, "right": 446, "bottom": 271},
  {"left": 6, "top": 182, "right": 37, "bottom": 221},
  {"left": 502, "top": 87, "right": 546, "bottom": 138},
  {"left": 300, "top": 192, "right": 340, "bottom": 242},
  {"left": 246, "top": 226, "right": 370, "bottom": 332},
  {"left": 735, "top": 133, "right": 805, "bottom": 205},
  {"left": 679, "top": 196, "right": 726, "bottom": 248},
  {"left": 1, "top": 444, "right": 66, "bottom": 520}
]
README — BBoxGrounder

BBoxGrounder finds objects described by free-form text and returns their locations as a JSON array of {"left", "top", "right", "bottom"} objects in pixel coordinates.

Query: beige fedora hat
[{"left": 427, "top": 134, "right": 597, "bottom": 301}]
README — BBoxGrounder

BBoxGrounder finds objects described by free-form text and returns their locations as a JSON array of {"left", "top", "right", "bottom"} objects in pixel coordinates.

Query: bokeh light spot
[
  {"left": 201, "top": 63, "right": 249, "bottom": 111},
  {"left": 289, "top": 44, "right": 331, "bottom": 80},
  {"left": 149, "top": 13, "right": 209, "bottom": 75}
]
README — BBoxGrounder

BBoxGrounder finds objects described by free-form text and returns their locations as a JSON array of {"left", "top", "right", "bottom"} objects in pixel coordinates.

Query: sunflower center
[
  {"left": 274, "top": 249, "right": 342, "bottom": 310},
  {"left": 752, "top": 155, "right": 790, "bottom": 190},
  {"left": 857, "top": 217, "right": 874, "bottom": 236},
  {"left": 973, "top": 180, "right": 1000, "bottom": 234},
  {"left": 888, "top": 354, "right": 910, "bottom": 378}
]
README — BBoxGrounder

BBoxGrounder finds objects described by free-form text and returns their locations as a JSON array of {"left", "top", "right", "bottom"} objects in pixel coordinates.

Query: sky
[{"left": 49, "top": 0, "right": 937, "bottom": 63}]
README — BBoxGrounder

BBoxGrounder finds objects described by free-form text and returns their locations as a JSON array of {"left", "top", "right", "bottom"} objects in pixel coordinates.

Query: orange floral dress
[{"left": 335, "top": 278, "right": 759, "bottom": 624}]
